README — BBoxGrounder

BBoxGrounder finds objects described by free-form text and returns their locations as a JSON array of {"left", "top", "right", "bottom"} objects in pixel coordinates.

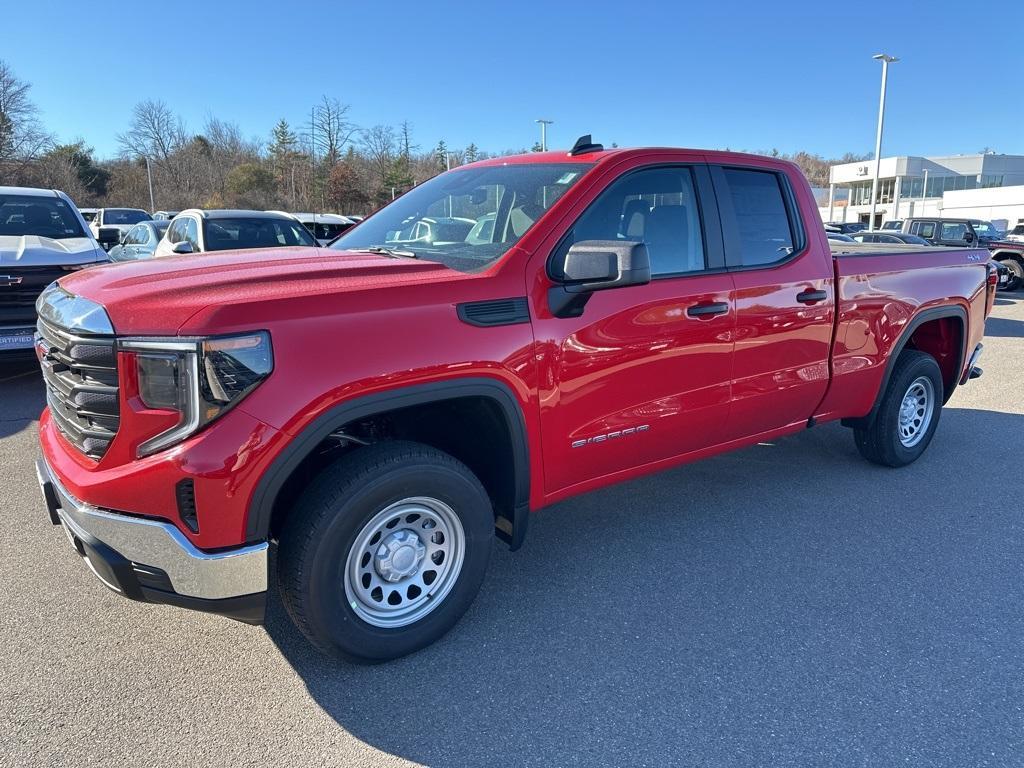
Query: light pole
[
  {"left": 535, "top": 119, "right": 553, "bottom": 151},
  {"left": 868, "top": 53, "right": 898, "bottom": 230},
  {"left": 919, "top": 168, "right": 928, "bottom": 216},
  {"left": 145, "top": 156, "right": 156, "bottom": 212}
]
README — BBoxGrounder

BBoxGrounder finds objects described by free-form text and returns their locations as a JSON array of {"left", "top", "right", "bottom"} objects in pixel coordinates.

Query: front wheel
[
  {"left": 277, "top": 441, "right": 494, "bottom": 662},
  {"left": 853, "top": 350, "right": 943, "bottom": 467}
]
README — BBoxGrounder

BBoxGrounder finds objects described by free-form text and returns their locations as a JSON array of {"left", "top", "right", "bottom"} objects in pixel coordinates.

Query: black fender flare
[
  {"left": 246, "top": 377, "right": 531, "bottom": 549},
  {"left": 842, "top": 305, "right": 968, "bottom": 429}
]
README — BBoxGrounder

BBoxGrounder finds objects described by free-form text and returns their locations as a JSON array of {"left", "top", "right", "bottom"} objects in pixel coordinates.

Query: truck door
[
  {"left": 710, "top": 164, "right": 836, "bottom": 440},
  {"left": 937, "top": 220, "right": 971, "bottom": 247},
  {"left": 530, "top": 161, "right": 736, "bottom": 493}
]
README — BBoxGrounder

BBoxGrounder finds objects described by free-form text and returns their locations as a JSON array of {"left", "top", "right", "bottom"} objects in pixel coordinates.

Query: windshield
[
  {"left": 330, "top": 163, "right": 593, "bottom": 272},
  {"left": 0, "top": 194, "right": 87, "bottom": 239},
  {"left": 203, "top": 217, "right": 317, "bottom": 251},
  {"left": 104, "top": 208, "right": 151, "bottom": 225}
]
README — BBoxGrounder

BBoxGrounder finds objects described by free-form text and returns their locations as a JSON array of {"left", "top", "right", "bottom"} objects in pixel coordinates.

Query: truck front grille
[
  {"left": 36, "top": 317, "right": 120, "bottom": 459},
  {"left": 0, "top": 267, "right": 66, "bottom": 325}
]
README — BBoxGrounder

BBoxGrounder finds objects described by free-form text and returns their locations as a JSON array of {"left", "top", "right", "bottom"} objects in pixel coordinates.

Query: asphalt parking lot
[{"left": 2, "top": 296, "right": 1023, "bottom": 768}]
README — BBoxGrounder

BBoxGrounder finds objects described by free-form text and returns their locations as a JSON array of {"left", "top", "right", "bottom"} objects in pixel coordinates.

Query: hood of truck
[
  {"left": 55, "top": 246, "right": 467, "bottom": 334},
  {"left": 0, "top": 235, "right": 106, "bottom": 267}
]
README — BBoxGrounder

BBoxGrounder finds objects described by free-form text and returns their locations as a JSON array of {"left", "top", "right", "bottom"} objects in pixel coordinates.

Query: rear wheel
[
  {"left": 854, "top": 350, "right": 943, "bottom": 467},
  {"left": 277, "top": 441, "right": 494, "bottom": 662}
]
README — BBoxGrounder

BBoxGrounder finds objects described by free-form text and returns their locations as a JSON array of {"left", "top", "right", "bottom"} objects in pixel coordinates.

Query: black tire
[
  {"left": 277, "top": 441, "right": 494, "bottom": 662},
  {"left": 1005, "top": 259, "right": 1024, "bottom": 292},
  {"left": 853, "top": 350, "right": 944, "bottom": 467}
]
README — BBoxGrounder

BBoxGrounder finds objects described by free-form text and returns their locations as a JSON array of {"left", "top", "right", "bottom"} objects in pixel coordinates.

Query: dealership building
[{"left": 820, "top": 152, "right": 1024, "bottom": 230}]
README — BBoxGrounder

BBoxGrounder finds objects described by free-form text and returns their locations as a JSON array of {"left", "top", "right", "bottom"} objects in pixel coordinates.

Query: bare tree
[
  {"left": 0, "top": 60, "right": 50, "bottom": 173},
  {"left": 310, "top": 96, "right": 358, "bottom": 168},
  {"left": 360, "top": 124, "right": 397, "bottom": 191},
  {"left": 117, "top": 100, "right": 188, "bottom": 166}
]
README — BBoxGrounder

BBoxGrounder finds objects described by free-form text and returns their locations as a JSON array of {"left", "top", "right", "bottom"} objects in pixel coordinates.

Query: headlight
[{"left": 121, "top": 332, "right": 273, "bottom": 457}]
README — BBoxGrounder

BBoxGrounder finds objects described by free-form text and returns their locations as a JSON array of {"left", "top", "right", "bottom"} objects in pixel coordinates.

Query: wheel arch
[
  {"left": 843, "top": 305, "right": 968, "bottom": 428},
  {"left": 990, "top": 248, "right": 1024, "bottom": 265},
  {"left": 246, "top": 378, "right": 531, "bottom": 550}
]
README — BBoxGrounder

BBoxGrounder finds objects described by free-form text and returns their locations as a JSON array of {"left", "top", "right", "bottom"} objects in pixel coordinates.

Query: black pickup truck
[{"left": 902, "top": 217, "right": 1024, "bottom": 289}]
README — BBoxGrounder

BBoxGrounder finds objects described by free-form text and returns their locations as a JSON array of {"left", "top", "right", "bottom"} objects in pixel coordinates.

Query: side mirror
[
  {"left": 549, "top": 240, "right": 651, "bottom": 318},
  {"left": 964, "top": 231, "right": 975, "bottom": 244},
  {"left": 96, "top": 227, "right": 121, "bottom": 248},
  {"left": 171, "top": 241, "right": 194, "bottom": 255}
]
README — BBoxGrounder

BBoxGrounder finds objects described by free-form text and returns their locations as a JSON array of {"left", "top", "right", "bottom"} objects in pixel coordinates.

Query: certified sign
[{"left": 0, "top": 328, "right": 35, "bottom": 351}]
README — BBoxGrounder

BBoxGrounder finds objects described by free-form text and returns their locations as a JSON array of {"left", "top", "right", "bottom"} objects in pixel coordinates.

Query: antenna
[{"left": 568, "top": 135, "right": 604, "bottom": 156}]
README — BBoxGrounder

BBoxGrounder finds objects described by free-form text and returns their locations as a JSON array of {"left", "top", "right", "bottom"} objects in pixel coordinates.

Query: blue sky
[{"left": 6, "top": 0, "right": 1022, "bottom": 160}]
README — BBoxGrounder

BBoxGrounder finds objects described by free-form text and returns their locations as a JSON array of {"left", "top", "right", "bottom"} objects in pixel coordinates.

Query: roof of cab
[{"left": 464, "top": 146, "right": 800, "bottom": 170}]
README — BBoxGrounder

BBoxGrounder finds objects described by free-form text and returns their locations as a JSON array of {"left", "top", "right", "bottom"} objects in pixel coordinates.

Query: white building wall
[
  {"left": 937, "top": 185, "right": 1024, "bottom": 230},
  {"left": 817, "top": 186, "right": 1024, "bottom": 227}
]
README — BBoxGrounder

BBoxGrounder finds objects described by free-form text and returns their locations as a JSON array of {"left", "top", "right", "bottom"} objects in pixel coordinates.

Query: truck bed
[{"left": 814, "top": 241, "right": 992, "bottom": 425}]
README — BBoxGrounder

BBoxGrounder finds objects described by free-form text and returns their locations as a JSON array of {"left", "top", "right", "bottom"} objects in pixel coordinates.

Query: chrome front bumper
[{"left": 36, "top": 458, "right": 268, "bottom": 623}]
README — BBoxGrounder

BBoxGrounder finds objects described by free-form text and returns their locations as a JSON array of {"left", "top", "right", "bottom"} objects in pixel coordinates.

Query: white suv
[{"left": 154, "top": 209, "right": 317, "bottom": 258}]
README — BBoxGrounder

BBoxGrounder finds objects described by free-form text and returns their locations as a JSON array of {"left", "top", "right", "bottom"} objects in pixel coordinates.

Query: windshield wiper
[{"left": 362, "top": 245, "right": 418, "bottom": 259}]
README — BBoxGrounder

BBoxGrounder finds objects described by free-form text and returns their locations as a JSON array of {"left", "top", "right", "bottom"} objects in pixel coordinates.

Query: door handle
[
  {"left": 796, "top": 289, "right": 828, "bottom": 304},
  {"left": 687, "top": 302, "right": 729, "bottom": 318}
]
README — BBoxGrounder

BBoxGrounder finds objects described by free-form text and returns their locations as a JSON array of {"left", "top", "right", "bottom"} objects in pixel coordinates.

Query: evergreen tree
[
  {"left": 435, "top": 139, "right": 448, "bottom": 173},
  {"left": 269, "top": 119, "right": 297, "bottom": 163}
]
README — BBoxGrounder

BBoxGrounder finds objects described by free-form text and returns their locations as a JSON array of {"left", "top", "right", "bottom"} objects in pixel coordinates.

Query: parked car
[
  {"left": 34, "top": 143, "right": 992, "bottom": 662},
  {"left": 78, "top": 207, "right": 98, "bottom": 223},
  {"left": 854, "top": 230, "right": 1015, "bottom": 289},
  {"left": 1003, "top": 223, "right": 1024, "bottom": 243},
  {"left": 0, "top": 186, "right": 109, "bottom": 355},
  {"left": 107, "top": 220, "right": 171, "bottom": 262},
  {"left": 851, "top": 232, "right": 931, "bottom": 245},
  {"left": 827, "top": 232, "right": 856, "bottom": 243},
  {"left": 385, "top": 215, "right": 476, "bottom": 246},
  {"left": 281, "top": 212, "right": 356, "bottom": 246},
  {"left": 825, "top": 221, "right": 867, "bottom": 234},
  {"left": 152, "top": 210, "right": 181, "bottom": 221},
  {"left": 89, "top": 208, "right": 152, "bottom": 249},
  {"left": 880, "top": 220, "right": 903, "bottom": 231},
  {"left": 902, "top": 217, "right": 1024, "bottom": 289},
  {"left": 152, "top": 209, "right": 317, "bottom": 258}
]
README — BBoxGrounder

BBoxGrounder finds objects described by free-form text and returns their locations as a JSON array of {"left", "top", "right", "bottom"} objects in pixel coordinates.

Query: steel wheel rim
[
  {"left": 343, "top": 496, "right": 465, "bottom": 629},
  {"left": 897, "top": 376, "right": 934, "bottom": 448}
]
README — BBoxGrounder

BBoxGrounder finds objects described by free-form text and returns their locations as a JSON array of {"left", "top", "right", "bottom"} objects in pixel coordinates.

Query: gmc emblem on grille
[{"left": 0, "top": 275, "right": 24, "bottom": 287}]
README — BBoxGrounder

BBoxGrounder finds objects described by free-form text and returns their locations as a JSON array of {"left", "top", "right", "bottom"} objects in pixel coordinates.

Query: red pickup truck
[{"left": 34, "top": 139, "right": 994, "bottom": 661}]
